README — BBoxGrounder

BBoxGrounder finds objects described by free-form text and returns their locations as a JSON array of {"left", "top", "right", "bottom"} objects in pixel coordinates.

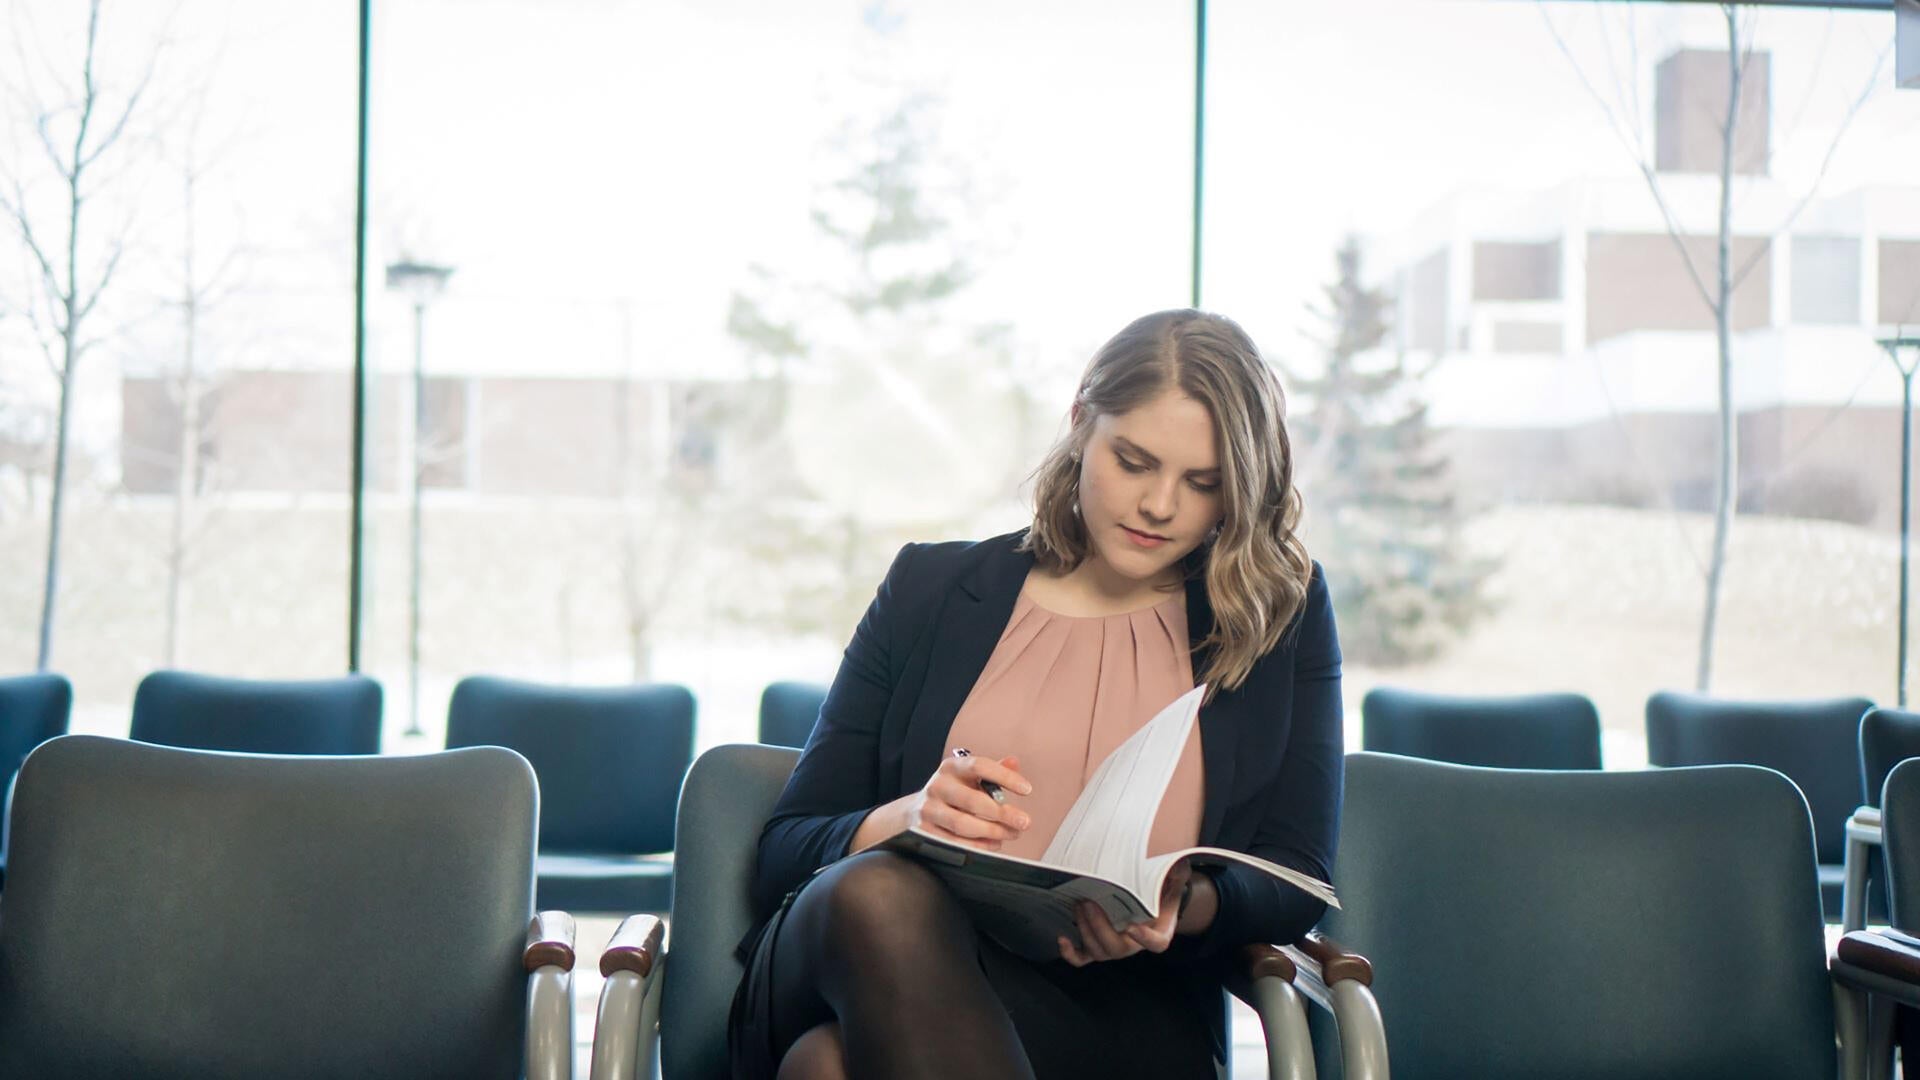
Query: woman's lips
[{"left": 1121, "top": 525, "right": 1169, "bottom": 548}]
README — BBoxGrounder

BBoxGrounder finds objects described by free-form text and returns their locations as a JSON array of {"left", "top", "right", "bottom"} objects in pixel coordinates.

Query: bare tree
[
  {"left": 1, "top": 0, "right": 158, "bottom": 671},
  {"left": 154, "top": 73, "right": 248, "bottom": 667},
  {"left": 1542, "top": 3, "right": 1887, "bottom": 689}
]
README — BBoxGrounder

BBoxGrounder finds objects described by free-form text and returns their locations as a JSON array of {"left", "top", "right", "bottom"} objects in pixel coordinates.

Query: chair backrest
[
  {"left": 757, "top": 681, "right": 827, "bottom": 749},
  {"left": 661, "top": 743, "right": 800, "bottom": 1080},
  {"left": 130, "top": 670, "right": 382, "bottom": 755},
  {"left": 1861, "top": 707, "right": 1920, "bottom": 810},
  {"left": 1646, "top": 690, "right": 1872, "bottom": 864},
  {"left": 1316, "top": 752, "right": 1835, "bottom": 1080},
  {"left": 1881, "top": 757, "right": 1920, "bottom": 930},
  {"left": 0, "top": 736, "right": 537, "bottom": 1079},
  {"left": 1360, "top": 687, "right": 1601, "bottom": 769},
  {"left": 447, "top": 676, "right": 694, "bottom": 855},
  {"left": 0, "top": 673, "right": 72, "bottom": 798}
]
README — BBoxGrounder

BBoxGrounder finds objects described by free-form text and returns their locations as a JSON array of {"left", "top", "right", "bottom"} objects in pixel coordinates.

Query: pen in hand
[{"left": 951, "top": 747, "right": 1006, "bottom": 804}]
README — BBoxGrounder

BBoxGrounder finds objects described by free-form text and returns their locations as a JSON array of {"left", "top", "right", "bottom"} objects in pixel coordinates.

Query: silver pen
[{"left": 950, "top": 747, "right": 1007, "bottom": 804}]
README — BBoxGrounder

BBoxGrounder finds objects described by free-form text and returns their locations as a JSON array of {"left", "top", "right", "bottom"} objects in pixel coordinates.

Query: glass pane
[
  {"left": 0, "top": 0, "right": 356, "bottom": 733},
  {"left": 1207, "top": 0, "right": 1920, "bottom": 764},
  {"left": 367, "top": 0, "right": 1190, "bottom": 750}
]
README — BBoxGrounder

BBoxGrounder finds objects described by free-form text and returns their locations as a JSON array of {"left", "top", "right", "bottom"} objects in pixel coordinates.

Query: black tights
[{"left": 764, "top": 851, "right": 1035, "bottom": 1080}]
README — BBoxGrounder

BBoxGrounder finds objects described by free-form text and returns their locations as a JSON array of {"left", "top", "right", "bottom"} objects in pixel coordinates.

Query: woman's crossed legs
[{"left": 763, "top": 851, "right": 1034, "bottom": 1080}]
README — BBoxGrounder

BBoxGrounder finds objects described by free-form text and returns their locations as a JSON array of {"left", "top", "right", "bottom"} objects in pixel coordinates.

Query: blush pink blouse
[{"left": 942, "top": 583, "right": 1205, "bottom": 861}]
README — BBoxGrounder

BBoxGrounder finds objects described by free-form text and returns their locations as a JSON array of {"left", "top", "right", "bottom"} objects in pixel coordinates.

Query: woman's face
[{"left": 1076, "top": 387, "right": 1225, "bottom": 585}]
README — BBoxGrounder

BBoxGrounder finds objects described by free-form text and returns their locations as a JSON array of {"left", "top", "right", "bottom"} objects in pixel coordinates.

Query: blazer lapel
[
  {"left": 897, "top": 536, "right": 1034, "bottom": 792},
  {"left": 1187, "top": 573, "right": 1240, "bottom": 846}
]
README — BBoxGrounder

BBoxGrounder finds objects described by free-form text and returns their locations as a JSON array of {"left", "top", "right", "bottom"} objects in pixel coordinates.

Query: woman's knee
[{"left": 811, "top": 850, "right": 964, "bottom": 955}]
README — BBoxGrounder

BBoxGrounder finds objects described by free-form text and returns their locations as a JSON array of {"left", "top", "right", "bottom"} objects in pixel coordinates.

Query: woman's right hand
[
  {"left": 850, "top": 753, "right": 1034, "bottom": 854},
  {"left": 903, "top": 753, "right": 1034, "bottom": 851}
]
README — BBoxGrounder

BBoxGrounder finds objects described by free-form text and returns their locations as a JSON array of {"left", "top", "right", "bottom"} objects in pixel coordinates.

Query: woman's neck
[{"left": 1027, "top": 555, "right": 1183, "bottom": 618}]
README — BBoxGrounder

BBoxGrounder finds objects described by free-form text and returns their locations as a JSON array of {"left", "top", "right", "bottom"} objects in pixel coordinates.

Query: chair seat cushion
[{"left": 535, "top": 853, "right": 673, "bottom": 914}]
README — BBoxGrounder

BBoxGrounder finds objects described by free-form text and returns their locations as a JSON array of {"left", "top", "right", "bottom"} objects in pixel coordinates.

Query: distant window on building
[
  {"left": 1791, "top": 236, "right": 1861, "bottom": 325},
  {"left": 1492, "top": 321, "right": 1564, "bottom": 354},
  {"left": 669, "top": 385, "right": 721, "bottom": 487},
  {"left": 1473, "top": 240, "right": 1561, "bottom": 302},
  {"left": 1655, "top": 48, "right": 1770, "bottom": 176},
  {"left": 1584, "top": 231, "right": 1771, "bottom": 345},
  {"left": 418, "top": 377, "right": 469, "bottom": 490},
  {"left": 1881, "top": 239, "right": 1920, "bottom": 327},
  {"left": 1406, "top": 249, "right": 1449, "bottom": 352}
]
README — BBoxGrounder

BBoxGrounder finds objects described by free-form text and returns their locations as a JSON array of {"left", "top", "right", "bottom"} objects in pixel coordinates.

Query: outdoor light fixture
[
  {"left": 1880, "top": 332, "right": 1920, "bottom": 708},
  {"left": 386, "top": 258, "right": 454, "bottom": 738}
]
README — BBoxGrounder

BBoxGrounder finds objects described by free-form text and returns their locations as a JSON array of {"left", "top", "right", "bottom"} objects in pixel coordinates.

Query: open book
[{"left": 878, "top": 684, "right": 1338, "bottom": 962}]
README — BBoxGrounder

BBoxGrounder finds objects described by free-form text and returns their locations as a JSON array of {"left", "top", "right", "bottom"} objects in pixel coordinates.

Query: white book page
[{"left": 1041, "top": 684, "right": 1207, "bottom": 889}]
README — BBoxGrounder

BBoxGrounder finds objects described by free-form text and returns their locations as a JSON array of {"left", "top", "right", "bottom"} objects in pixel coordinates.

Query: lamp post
[
  {"left": 1881, "top": 334, "right": 1920, "bottom": 708},
  {"left": 385, "top": 259, "right": 454, "bottom": 738}
]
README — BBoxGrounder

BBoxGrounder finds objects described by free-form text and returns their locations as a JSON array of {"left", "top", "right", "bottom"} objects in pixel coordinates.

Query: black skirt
[{"left": 728, "top": 877, "right": 1220, "bottom": 1080}]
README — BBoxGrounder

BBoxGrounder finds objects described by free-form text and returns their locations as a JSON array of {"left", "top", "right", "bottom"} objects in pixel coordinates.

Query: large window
[
  {"left": 363, "top": 0, "right": 1192, "bottom": 748},
  {"left": 1208, "top": 0, "right": 1920, "bottom": 763},
  {"left": 1, "top": 0, "right": 357, "bottom": 734}
]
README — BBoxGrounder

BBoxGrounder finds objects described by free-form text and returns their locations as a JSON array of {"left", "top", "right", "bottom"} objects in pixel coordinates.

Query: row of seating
[
  {"left": 15, "top": 728, "right": 1920, "bottom": 1077},
  {"left": 1363, "top": 686, "right": 1919, "bottom": 924},
  {"left": 6, "top": 672, "right": 1907, "bottom": 926},
  {"left": 0, "top": 672, "right": 828, "bottom": 910}
]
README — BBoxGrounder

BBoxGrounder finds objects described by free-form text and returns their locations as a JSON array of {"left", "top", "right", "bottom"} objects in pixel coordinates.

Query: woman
[{"left": 730, "top": 309, "right": 1343, "bottom": 1080}]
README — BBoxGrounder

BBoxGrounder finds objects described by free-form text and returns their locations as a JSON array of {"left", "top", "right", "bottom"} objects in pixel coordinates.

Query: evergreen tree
[
  {"left": 727, "top": 88, "right": 1030, "bottom": 640},
  {"left": 1288, "top": 236, "right": 1494, "bottom": 665}
]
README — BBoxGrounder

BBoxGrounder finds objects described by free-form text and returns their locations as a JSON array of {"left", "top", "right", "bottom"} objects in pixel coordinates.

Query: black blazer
[{"left": 750, "top": 529, "right": 1345, "bottom": 973}]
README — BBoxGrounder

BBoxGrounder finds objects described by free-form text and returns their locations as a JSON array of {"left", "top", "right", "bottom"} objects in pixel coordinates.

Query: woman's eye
[
  {"left": 1190, "top": 481, "right": 1220, "bottom": 494},
  {"left": 1116, "top": 456, "right": 1148, "bottom": 474}
]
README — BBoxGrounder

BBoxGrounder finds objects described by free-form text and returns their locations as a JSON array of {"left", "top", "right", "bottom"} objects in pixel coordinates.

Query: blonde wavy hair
[{"left": 1019, "top": 309, "right": 1312, "bottom": 696}]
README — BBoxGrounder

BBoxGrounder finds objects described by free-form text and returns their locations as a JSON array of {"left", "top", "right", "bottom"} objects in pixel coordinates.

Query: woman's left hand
[{"left": 1058, "top": 860, "right": 1191, "bottom": 966}]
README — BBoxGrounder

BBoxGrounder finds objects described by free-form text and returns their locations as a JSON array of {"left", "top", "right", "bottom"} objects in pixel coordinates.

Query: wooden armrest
[
  {"left": 1241, "top": 942, "right": 1299, "bottom": 984},
  {"left": 1295, "top": 931, "right": 1374, "bottom": 987},
  {"left": 1838, "top": 928, "right": 1920, "bottom": 984},
  {"left": 523, "top": 910, "right": 577, "bottom": 973},
  {"left": 600, "top": 914, "right": 666, "bottom": 979}
]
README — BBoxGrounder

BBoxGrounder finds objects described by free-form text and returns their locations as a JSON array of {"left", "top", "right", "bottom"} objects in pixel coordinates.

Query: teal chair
[
  {"left": 1319, "top": 751, "right": 1889, "bottom": 1078},
  {"left": 1361, "top": 687, "right": 1601, "bottom": 769},
  {"left": 0, "top": 673, "right": 73, "bottom": 889},
  {"left": 131, "top": 671, "right": 382, "bottom": 755},
  {"left": 0, "top": 736, "right": 573, "bottom": 1078},
  {"left": 447, "top": 676, "right": 694, "bottom": 914},
  {"left": 1648, "top": 691, "right": 1875, "bottom": 922},
  {"left": 756, "top": 682, "right": 826, "bottom": 749}
]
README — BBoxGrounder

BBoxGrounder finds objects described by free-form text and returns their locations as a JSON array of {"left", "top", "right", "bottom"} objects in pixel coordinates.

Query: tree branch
[{"left": 1728, "top": 36, "right": 1890, "bottom": 293}]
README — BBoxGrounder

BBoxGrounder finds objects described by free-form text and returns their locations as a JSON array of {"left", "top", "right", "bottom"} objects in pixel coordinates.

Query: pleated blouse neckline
[{"left": 942, "top": 581, "right": 1204, "bottom": 861}]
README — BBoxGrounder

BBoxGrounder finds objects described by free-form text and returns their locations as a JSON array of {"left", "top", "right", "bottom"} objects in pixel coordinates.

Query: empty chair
[
  {"left": 756, "top": 681, "right": 826, "bottom": 749},
  {"left": 1320, "top": 751, "right": 1877, "bottom": 1079},
  {"left": 447, "top": 676, "right": 694, "bottom": 914},
  {"left": 585, "top": 743, "right": 1386, "bottom": 1080},
  {"left": 1840, "top": 708, "right": 1920, "bottom": 928},
  {"left": 130, "top": 670, "right": 382, "bottom": 755},
  {"left": 1862, "top": 708, "right": 1920, "bottom": 814},
  {"left": 0, "top": 735, "right": 575, "bottom": 1079},
  {"left": 0, "top": 673, "right": 73, "bottom": 888},
  {"left": 1833, "top": 756, "right": 1920, "bottom": 1076},
  {"left": 1647, "top": 690, "right": 1874, "bottom": 922},
  {"left": 1361, "top": 686, "right": 1601, "bottom": 769}
]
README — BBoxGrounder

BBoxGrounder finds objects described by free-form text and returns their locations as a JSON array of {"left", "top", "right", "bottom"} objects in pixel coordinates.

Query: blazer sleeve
[
  {"left": 1177, "top": 563, "right": 1344, "bottom": 960},
  {"left": 750, "top": 542, "right": 918, "bottom": 917}
]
